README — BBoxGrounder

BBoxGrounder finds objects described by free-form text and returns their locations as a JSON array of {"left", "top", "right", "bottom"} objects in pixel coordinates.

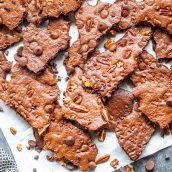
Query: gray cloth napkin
[{"left": 0, "top": 129, "right": 18, "bottom": 172}]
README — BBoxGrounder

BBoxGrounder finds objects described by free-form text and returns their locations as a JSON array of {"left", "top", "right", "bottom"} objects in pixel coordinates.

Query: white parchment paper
[{"left": 0, "top": 0, "right": 172, "bottom": 172}]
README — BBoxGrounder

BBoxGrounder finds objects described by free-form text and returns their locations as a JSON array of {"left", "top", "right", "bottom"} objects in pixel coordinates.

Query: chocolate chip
[
  {"left": 80, "top": 144, "right": 89, "bottom": 152},
  {"left": 165, "top": 154, "right": 170, "bottom": 160},
  {"left": 66, "top": 162, "right": 75, "bottom": 170},
  {"left": 65, "top": 136, "right": 75, "bottom": 146},
  {"left": 44, "top": 104, "right": 54, "bottom": 113},
  {"left": 14, "top": 56, "right": 28, "bottom": 67},
  {"left": 97, "top": 22, "right": 108, "bottom": 32},
  {"left": 28, "top": 140, "right": 37, "bottom": 148},
  {"left": 34, "top": 155, "right": 39, "bottom": 160},
  {"left": 65, "top": 77, "right": 69, "bottom": 82},
  {"left": 17, "top": 47, "right": 23, "bottom": 57},
  {"left": 4, "top": 50, "right": 9, "bottom": 56},
  {"left": 34, "top": 46, "right": 43, "bottom": 56},
  {"left": 0, "top": 106, "right": 3, "bottom": 112},
  {"left": 36, "top": 149, "right": 42, "bottom": 153},
  {"left": 166, "top": 98, "right": 172, "bottom": 107},
  {"left": 50, "top": 33, "right": 59, "bottom": 39},
  {"left": 88, "top": 161, "right": 97, "bottom": 170},
  {"left": 26, "top": 146, "right": 30, "bottom": 150},
  {"left": 145, "top": 160, "right": 155, "bottom": 171},
  {"left": 81, "top": 44, "right": 88, "bottom": 52},
  {"left": 100, "top": 10, "right": 109, "bottom": 19},
  {"left": 88, "top": 40, "right": 97, "bottom": 48},
  {"left": 33, "top": 168, "right": 37, "bottom": 172}
]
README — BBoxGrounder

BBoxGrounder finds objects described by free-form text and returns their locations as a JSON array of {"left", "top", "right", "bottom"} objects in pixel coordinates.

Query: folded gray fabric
[{"left": 0, "top": 129, "right": 18, "bottom": 172}]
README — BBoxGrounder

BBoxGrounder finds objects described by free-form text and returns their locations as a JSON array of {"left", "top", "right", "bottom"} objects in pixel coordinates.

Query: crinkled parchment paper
[{"left": 0, "top": 0, "right": 172, "bottom": 171}]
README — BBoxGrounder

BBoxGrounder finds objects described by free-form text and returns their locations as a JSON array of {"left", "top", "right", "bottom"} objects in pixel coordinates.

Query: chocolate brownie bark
[
  {"left": 118, "top": 0, "right": 172, "bottom": 34},
  {"left": 15, "top": 18, "right": 70, "bottom": 73},
  {"left": 24, "top": 0, "right": 44, "bottom": 25},
  {"left": 62, "top": 67, "right": 107, "bottom": 131},
  {"left": 39, "top": 0, "right": 81, "bottom": 18},
  {"left": 105, "top": 89, "right": 134, "bottom": 130},
  {"left": 0, "top": 51, "right": 12, "bottom": 79},
  {"left": 84, "top": 26, "right": 152, "bottom": 98},
  {"left": 115, "top": 106, "right": 155, "bottom": 161},
  {"left": 131, "top": 51, "right": 172, "bottom": 129},
  {"left": 0, "top": 0, "right": 25, "bottom": 30},
  {"left": 0, "top": 25, "right": 22, "bottom": 50},
  {"left": 65, "top": 1, "right": 121, "bottom": 74},
  {"left": 0, "top": 64, "right": 60, "bottom": 135},
  {"left": 44, "top": 119, "right": 98, "bottom": 172},
  {"left": 153, "top": 29, "right": 172, "bottom": 59}
]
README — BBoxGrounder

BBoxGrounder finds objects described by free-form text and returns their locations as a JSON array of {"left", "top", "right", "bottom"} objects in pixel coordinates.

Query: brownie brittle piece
[
  {"left": 62, "top": 67, "right": 107, "bottom": 131},
  {"left": 39, "top": 0, "right": 81, "bottom": 18},
  {"left": 131, "top": 51, "right": 172, "bottom": 129},
  {"left": 44, "top": 119, "right": 98, "bottom": 172},
  {"left": 0, "top": 0, "right": 25, "bottom": 30},
  {"left": 0, "top": 64, "right": 60, "bottom": 135},
  {"left": 83, "top": 26, "right": 152, "bottom": 98},
  {"left": 65, "top": 1, "right": 121, "bottom": 74},
  {"left": 105, "top": 89, "right": 134, "bottom": 130},
  {"left": 118, "top": 0, "right": 172, "bottom": 34},
  {"left": 24, "top": 0, "right": 44, "bottom": 25},
  {"left": 153, "top": 29, "right": 172, "bottom": 59},
  {"left": 115, "top": 106, "right": 155, "bottom": 161},
  {"left": 15, "top": 18, "right": 70, "bottom": 73},
  {"left": 0, "top": 25, "right": 22, "bottom": 50},
  {"left": 0, "top": 51, "right": 12, "bottom": 79}
]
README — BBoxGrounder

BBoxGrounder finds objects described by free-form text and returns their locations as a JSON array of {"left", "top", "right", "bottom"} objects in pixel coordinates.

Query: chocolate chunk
[
  {"left": 115, "top": 106, "right": 155, "bottom": 161},
  {"left": 131, "top": 51, "right": 172, "bottom": 129},
  {"left": 0, "top": 51, "right": 12, "bottom": 79},
  {"left": 145, "top": 160, "right": 155, "bottom": 171},
  {"left": 83, "top": 26, "right": 152, "bottom": 98},
  {"left": 0, "top": 26, "right": 22, "bottom": 50},
  {"left": 65, "top": 1, "right": 121, "bottom": 74},
  {"left": 39, "top": 0, "right": 82, "bottom": 18},
  {"left": 44, "top": 119, "right": 98, "bottom": 172},
  {"left": 24, "top": 0, "right": 44, "bottom": 25},
  {"left": 118, "top": 0, "right": 172, "bottom": 34},
  {"left": 0, "top": 63, "right": 60, "bottom": 135},
  {"left": 153, "top": 29, "right": 172, "bottom": 59},
  {"left": 105, "top": 89, "right": 134, "bottom": 130},
  {"left": 0, "top": 0, "right": 25, "bottom": 30},
  {"left": 15, "top": 18, "right": 70, "bottom": 73},
  {"left": 62, "top": 67, "right": 107, "bottom": 131}
]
